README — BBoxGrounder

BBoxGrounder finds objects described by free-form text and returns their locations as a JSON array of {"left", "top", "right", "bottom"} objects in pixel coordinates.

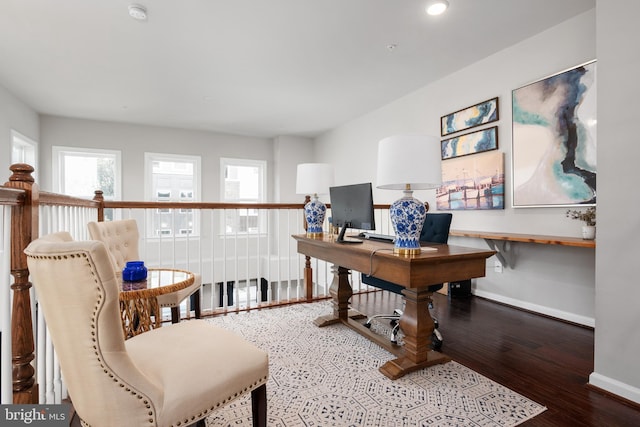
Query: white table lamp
[
  {"left": 296, "top": 163, "right": 335, "bottom": 237},
  {"left": 377, "top": 134, "right": 442, "bottom": 255}
]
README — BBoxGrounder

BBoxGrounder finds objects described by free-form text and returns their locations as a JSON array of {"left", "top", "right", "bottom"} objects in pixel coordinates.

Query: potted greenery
[{"left": 566, "top": 206, "right": 596, "bottom": 240}]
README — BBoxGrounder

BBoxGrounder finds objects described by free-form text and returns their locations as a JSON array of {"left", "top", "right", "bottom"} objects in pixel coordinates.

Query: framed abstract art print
[
  {"left": 511, "top": 60, "right": 596, "bottom": 207},
  {"left": 436, "top": 150, "right": 504, "bottom": 211},
  {"left": 441, "top": 97, "right": 499, "bottom": 137},
  {"left": 441, "top": 126, "right": 498, "bottom": 160}
]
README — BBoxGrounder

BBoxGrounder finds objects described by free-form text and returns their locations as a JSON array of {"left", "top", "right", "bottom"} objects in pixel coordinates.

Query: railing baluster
[
  {"left": 0, "top": 205, "right": 12, "bottom": 403},
  {"left": 53, "top": 350, "right": 62, "bottom": 403},
  {"left": 36, "top": 303, "right": 46, "bottom": 404},
  {"left": 244, "top": 214, "right": 249, "bottom": 309}
]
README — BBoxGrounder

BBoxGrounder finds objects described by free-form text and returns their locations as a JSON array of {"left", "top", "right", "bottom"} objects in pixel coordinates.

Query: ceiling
[{"left": 0, "top": 0, "right": 595, "bottom": 139}]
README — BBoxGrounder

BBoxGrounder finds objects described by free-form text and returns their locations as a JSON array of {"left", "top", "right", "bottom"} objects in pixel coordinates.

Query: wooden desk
[
  {"left": 293, "top": 234, "right": 495, "bottom": 379},
  {"left": 119, "top": 268, "right": 194, "bottom": 338}
]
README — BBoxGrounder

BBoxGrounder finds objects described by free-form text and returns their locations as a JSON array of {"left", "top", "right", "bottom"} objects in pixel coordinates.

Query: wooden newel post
[
  {"left": 5, "top": 163, "right": 39, "bottom": 403},
  {"left": 93, "top": 190, "right": 105, "bottom": 222}
]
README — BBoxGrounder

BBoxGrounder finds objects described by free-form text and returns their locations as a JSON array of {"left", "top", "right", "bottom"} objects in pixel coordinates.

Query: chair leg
[
  {"left": 191, "top": 289, "right": 201, "bottom": 319},
  {"left": 251, "top": 384, "right": 267, "bottom": 427},
  {"left": 171, "top": 307, "right": 180, "bottom": 324}
]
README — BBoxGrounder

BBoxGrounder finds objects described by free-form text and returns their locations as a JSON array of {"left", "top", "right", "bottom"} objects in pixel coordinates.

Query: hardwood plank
[
  {"left": 70, "top": 291, "right": 638, "bottom": 426},
  {"left": 350, "top": 291, "right": 640, "bottom": 426}
]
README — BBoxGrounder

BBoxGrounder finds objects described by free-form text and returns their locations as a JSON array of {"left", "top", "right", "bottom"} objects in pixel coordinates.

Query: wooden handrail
[
  {"left": 40, "top": 191, "right": 101, "bottom": 208},
  {"left": 0, "top": 187, "right": 25, "bottom": 205},
  {"left": 101, "top": 201, "right": 393, "bottom": 210},
  {"left": 103, "top": 201, "right": 305, "bottom": 209},
  {"left": 0, "top": 168, "right": 394, "bottom": 405}
]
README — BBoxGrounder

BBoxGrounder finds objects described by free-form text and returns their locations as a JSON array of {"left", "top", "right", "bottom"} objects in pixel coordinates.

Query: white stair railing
[{"left": 3, "top": 201, "right": 391, "bottom": 405}]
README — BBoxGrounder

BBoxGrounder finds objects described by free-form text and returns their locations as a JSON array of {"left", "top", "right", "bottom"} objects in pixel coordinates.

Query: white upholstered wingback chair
[
  {"left": 25, "top": 232, "right": 268, "bottom": 427},
  {"left": 87, "top": 219, "right": 201, "bottom": 323}
]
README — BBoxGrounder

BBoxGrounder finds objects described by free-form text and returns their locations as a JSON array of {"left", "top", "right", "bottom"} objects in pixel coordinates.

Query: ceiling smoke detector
[{"left": 128, "top": 4, "right": 147, "bottom": 21}]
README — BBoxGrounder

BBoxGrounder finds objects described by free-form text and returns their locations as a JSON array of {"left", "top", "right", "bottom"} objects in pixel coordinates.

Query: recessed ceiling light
[
  {"left": 128, "top": 4, "right": 147, "bottom": 21},
  {"left": 425, "top": 0, "right": 449, "bottom": 16}
]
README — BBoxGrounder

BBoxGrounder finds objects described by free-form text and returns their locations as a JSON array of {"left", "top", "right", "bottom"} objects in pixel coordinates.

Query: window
[
  {"left": 220, "top": 158, "right": 266, "bottom": 234},
  {"left": 11, "top": 130, "right": 38, "bottom": 180},
  {"left": 145, "top": 153, "right": 201, "bottom": 238},
  {"left": 52, "top": 146, "right": 121, "bottom": 220}
]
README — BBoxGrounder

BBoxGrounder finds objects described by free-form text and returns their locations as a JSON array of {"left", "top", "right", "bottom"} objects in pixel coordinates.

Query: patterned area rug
[{"left": 205, "top": 301, "right": 546, "bottom": 426}]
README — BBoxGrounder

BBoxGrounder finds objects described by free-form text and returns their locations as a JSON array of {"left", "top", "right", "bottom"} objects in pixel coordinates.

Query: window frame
[
  {"left": 220, "top": 157, "right": 267, "bottom": 235},
  {"left": 144, "top": 152, "right": 201, "bottom": 239},
  {"left": 11, "top": 130, "right": 39, "bottom": 180},
  {"left": 51, "top": 146, "right": 121, "bottom": 200}
]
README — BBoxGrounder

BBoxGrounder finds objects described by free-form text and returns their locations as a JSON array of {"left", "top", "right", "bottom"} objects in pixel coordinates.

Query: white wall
[
  {"left": 590, "top": 0, "right": 640, "bottom": 404},
  {"left": 314, "top": 4, "right": 640, "bottom": 403},
  {"left": 0, "top": 82, "right": 39, "bottom": 403},
  {"left": 39, "top": 115, "right": 274, "bottom": 201},
  {"left": 0, "top": 84, "right": 39, "bottom": 176},
  {"left": 316, "top": 10, "right": 596, "bottom": 235},
  {"left": 315, "top": 10, "right": 598, "bottom": 324},
  {"left": 273, "top": 135, "right": 314, "bottom": 202},
  {"left": 3, "top": 3, "right": 638, "bottom": 403},
  {"left": 39, "top": 117, "right": 317, "bottom": 204}
]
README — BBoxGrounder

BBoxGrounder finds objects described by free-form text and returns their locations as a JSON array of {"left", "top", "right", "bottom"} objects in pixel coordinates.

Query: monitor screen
[{"left": 329, "top": 182, "right": 375, "bottom": 243}]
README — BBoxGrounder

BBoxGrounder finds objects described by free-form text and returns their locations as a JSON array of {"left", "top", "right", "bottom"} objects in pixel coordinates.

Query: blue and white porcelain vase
[
  {"left": 304, "top": 195, "right": 327, "bottom": 237},
  {"left": 390, "top": 189, "right": 427, "bottom": 255}
]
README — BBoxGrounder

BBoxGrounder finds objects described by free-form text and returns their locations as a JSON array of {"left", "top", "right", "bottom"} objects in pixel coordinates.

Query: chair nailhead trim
[
  {"left": 169, "top": 375, "right": 269, "bottom": 427},
  {"left": 26, "top": 250, "right": 158, "bottom": 426},
  {"left": 30, "top": 250, "right": 268, "bottom": 427}
]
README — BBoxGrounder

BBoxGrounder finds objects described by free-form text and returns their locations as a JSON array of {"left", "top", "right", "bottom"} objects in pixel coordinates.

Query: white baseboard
[
  {"left": 473, "top": 289, "right": 595, "bottom": 327},
  {"left": 589, "top": 372, "right": 640, "bottom": 404}
]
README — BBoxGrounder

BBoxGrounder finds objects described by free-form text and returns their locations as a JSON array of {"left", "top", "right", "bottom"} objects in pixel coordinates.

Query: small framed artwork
[
  {"left": 512, "top": 60, "right": 596, "bottom": 207},
  {"left": 441, "top": 97, "right": 499, "bottom": 137},
  {"left": 436, "top": 150, "right": 504, "bottom": 211},
  {"left": 441, "top": 126, "right": 498, "bottom": 160}
]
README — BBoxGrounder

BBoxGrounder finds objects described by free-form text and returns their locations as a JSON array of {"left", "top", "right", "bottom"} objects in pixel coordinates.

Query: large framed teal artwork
[
  {"left": 440, "top": 97, "right": 499, "bottom": 137},
  {"left": 512, "top": 60, "right": 596, "bottom": 207}
]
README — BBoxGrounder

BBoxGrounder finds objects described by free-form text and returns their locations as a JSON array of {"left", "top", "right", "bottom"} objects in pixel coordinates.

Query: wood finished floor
[
  {"left": 71, "top": 291, "right": 640, "bottom": 426},
  {"left": 350, "top": 291, "right": 640, "bottom": 427}
]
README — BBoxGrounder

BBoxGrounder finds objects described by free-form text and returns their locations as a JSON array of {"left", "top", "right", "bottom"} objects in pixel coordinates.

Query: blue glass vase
[{"left": 122, "top": 261, "right": 147, "bottom": 282}]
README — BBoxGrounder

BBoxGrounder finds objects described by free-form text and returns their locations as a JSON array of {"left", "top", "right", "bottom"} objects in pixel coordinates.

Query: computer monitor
[{"left": 329, "top": 182, "right": 376, "bottom": 244}]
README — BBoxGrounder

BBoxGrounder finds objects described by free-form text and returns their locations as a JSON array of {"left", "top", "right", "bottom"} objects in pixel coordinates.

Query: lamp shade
[
  {"left": 296, "top": 163, "right": 335, "bottom": 195},
  {"left": 376, "top": 134, "right": 442, "bottom": 190},
  {"left": 376, "top": 134, "right": 442, "bottom": 255}
]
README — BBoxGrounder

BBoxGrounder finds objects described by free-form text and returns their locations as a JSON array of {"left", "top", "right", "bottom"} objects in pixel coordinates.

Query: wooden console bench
[{"left": 449, "top": 230, "right": 595, "bottom": 268}]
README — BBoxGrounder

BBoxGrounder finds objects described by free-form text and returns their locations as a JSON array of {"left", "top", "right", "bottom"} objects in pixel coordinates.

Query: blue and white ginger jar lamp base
[
  {"left": 390, "top": 189, "right": 426, "bottom": 255},
  {"left": 304, "top": 194, "right": 326, "bottom": 238}
]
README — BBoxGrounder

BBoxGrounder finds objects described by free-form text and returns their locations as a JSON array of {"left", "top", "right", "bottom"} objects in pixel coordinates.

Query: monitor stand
[{"left": 336, "top": 223, "right": 363, "bottom": 244}]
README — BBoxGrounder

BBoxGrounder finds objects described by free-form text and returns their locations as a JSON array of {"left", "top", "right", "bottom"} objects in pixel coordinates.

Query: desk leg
[
  {"left": 304, "top": 255, "right": 313, "bottom": 301},
  {"left": 379, "top": 288, "right": 450, "bottom": 379},
  {"left": 313, "top": 265, "right": 352, "bottom": 327}
]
